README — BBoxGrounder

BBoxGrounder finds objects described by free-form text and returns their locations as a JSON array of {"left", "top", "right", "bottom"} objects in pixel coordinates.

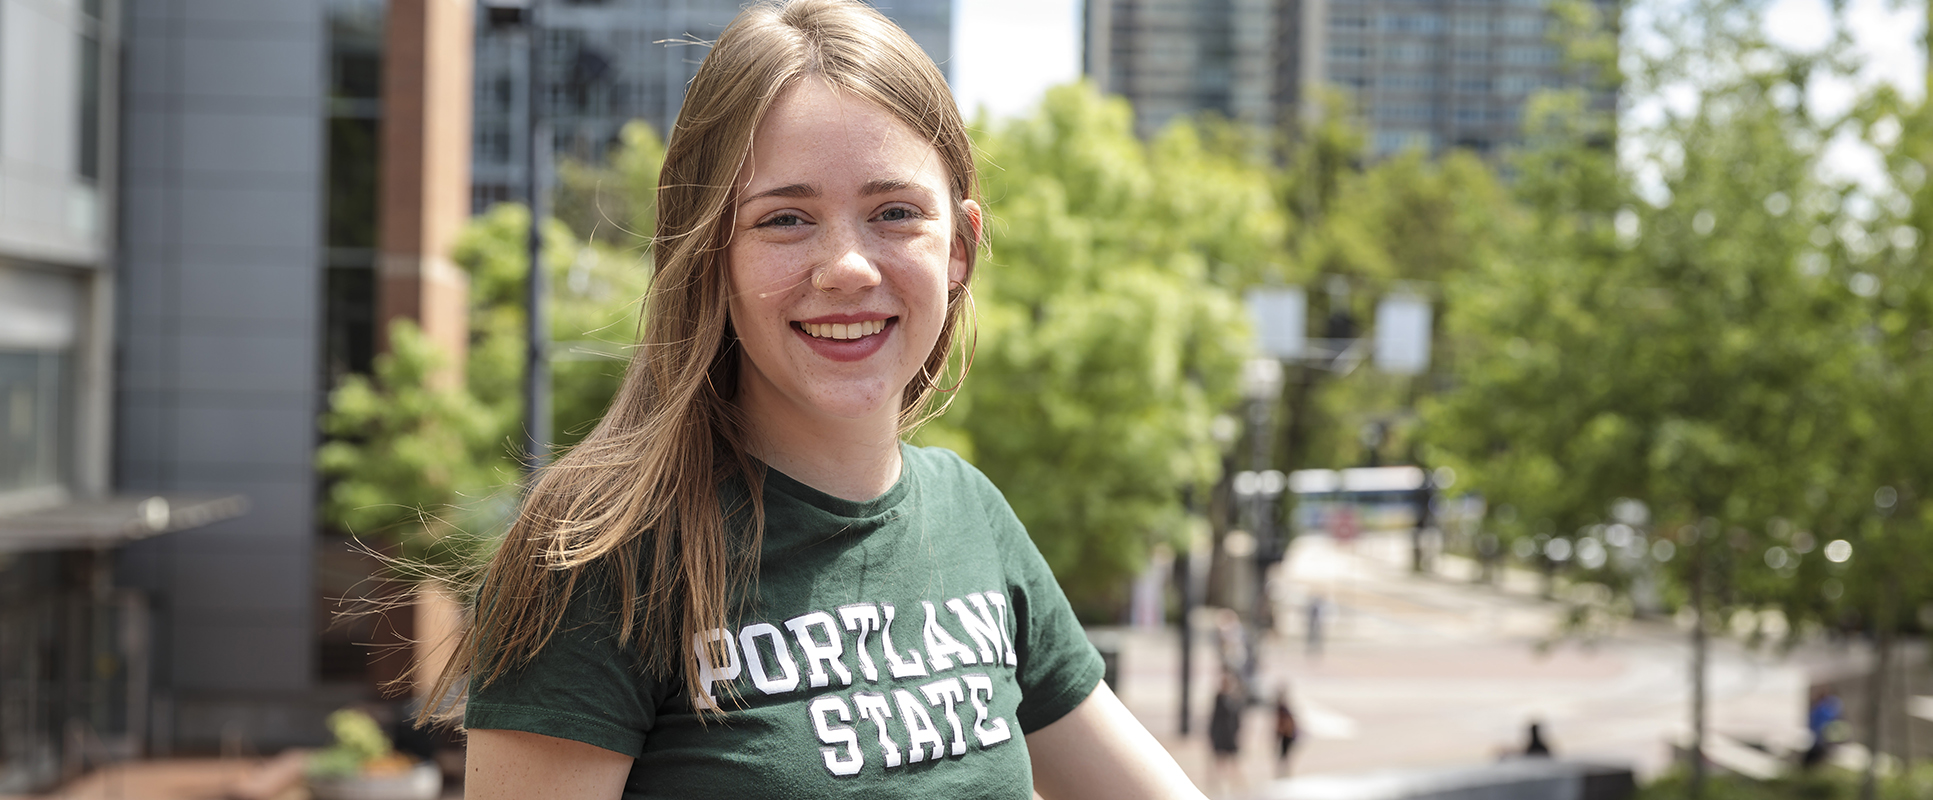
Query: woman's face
[{"left": 726, "top": 79, "right": 976, "bottom": 433}]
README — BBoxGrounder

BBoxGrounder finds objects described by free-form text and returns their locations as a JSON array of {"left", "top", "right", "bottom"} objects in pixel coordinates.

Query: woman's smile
[{"left": 793, "top": 316, "right": 897, "bottom": 362}]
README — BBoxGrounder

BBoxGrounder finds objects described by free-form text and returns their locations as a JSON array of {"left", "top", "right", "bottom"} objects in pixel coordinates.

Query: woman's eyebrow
[
  {"left": 860, "top": 177, "right": 921, "bottom": 196},
  {"left": 739, "top": 182, "right": 818, "bottom": 208},
  {"left": 738, "top": 177, "right": 928, "bottom": 209}
]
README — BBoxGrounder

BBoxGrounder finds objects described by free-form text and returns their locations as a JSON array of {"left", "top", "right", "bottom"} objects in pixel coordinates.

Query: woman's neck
[{"left": 742, "top": 409, "right": 904, "bottom": 502}]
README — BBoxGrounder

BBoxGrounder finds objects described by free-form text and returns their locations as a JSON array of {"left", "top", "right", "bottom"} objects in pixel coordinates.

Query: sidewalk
[
  {"left": 1, "top": 758, "right": 290, "bottom": 800},
  {"left": 1108, "top": 530, "right": 1827, "bottom": 799}
]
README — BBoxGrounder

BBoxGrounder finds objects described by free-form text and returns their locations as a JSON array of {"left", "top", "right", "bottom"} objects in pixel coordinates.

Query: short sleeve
[
  {"left": 977, "top": 481, "right": 1104, "bottom": 733},
  {"left": 464, "top": 579, "right": 663, "bottom": 757}
]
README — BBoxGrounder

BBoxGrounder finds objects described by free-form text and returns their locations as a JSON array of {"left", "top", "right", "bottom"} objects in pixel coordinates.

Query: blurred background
[{"left": 1, "top": 0, "right": 1931, "bottom": 798}]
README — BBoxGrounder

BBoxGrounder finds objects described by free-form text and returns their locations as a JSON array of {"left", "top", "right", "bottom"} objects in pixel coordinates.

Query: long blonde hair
[{"left": 424, "top": 0, "right": 981, "bottom": 720}]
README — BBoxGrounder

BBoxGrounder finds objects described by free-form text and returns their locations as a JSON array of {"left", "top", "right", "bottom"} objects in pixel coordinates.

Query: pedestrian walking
[
  {"left": 1274, "top": 686, "right": 1299, "bottom": 778},
  {"left": 1305, "top": 595, "right": 1326, "bottom": 658},
  {"left": 1214, "top": 607, "right": 1255, "bottom": 696},
  {"left": 1523, "top": 721, "right": 1552, "bottom": 758},
  {"left": 1802, "top": 687, "right": 1842, "bottom": 769},
  {"left": 414, "top": 3, "right": 1207, "bottom": 797},
  {"left": 1208, "top": 671, "right": 1246, "bottom": 799}
]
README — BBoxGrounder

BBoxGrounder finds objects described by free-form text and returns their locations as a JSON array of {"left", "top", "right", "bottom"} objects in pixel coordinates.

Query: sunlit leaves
[{"left": 921, "top": 83, "right": 1264, "bottom": 616}]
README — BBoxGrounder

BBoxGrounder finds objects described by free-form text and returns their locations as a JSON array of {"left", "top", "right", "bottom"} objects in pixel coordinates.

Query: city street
[{"left": 1109, "top": 530, "right": 1843, "bottom": 798}]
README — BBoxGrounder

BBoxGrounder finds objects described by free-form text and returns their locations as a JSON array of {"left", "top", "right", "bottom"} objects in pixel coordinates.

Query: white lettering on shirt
[
  {"left": 837, "top": 604, "right": 883, "bottom": 682},
  {"left": 893, "top": 688, "right": 946, "bottom": 763},
  {"left": 962, "top": 673, "right": 1013, "bottom": 747},
  {"left": 921, "top": 600, "right": 979, "bottom": 670},
  {"left": 947, "top": 594, "right": 1005, "bottom": 665},
  {"left": 809, "top": 695, "right": 864, "bottom": 777},
  {"left": 852, "top": 691, "right": 902, "bottom": 769},
  {"left": 691, "top": 628, "right": 742, "bottom": 711},
  {"left": 786, "top": 611, "right": 853, "bottom": 688},
  {"left": 739, "top": 622, "right": 801, "bottom": 695},
  {"left": 920, "top": 677, "right": 970, "bottom": 757},
  {"left": 880, "top": 604, "right": 928, "bottom": 679}
]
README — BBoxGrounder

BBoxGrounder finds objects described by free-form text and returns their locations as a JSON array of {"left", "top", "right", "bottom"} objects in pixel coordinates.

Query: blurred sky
[
  {"left": 1766, "top": 0, "right": 1924, "bottom": 192},
  {"left": 1765, "top": 0, "right": 1924, "bottom": 108},
  {"left": 950, "top": 0, "right": 1083, "bottom": 122}
]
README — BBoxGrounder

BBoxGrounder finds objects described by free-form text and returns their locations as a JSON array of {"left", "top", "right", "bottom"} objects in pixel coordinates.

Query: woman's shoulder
[
  {"left": 901, "top": 441, "right": 996, "bottom": 480},
  {"left": 902, "top": 443, "right": 1003, "bottom": 498}
]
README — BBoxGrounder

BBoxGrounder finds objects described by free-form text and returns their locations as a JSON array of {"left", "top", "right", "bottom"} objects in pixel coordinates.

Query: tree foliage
[
  {"left": 919, "top": 84, "right": 1270, "bottom": 616},
  {"left": 318, "top": 135, "right": 660, "bottom": 549},
  {"left": 1420, "top": 1, "right": 1933, "bottom": 789}
]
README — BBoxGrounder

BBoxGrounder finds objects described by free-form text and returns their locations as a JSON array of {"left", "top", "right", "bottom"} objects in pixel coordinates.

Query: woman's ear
[{"left": 950, "top": 199, "right": 983, "bottom": 286}]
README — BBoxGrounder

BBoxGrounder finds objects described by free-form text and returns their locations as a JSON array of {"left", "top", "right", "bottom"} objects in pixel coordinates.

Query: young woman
[{"left": 434, "top": 1, "right": 1205, "bottom": 797}]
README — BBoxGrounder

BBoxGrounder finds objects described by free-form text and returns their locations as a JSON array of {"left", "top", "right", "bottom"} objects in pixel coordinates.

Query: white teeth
[{"left": 802, "top": 319, "right": 886, "bottom": 340}]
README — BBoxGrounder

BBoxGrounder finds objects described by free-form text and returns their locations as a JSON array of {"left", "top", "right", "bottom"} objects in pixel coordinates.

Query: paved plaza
[{"left": 1110, "top": 530, "right": 1840, "bottom": 799}]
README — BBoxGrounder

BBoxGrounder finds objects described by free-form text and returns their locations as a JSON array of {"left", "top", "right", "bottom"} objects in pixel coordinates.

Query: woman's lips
[{"left": 792, "top": 317, "right": 896, "bottom": 362}]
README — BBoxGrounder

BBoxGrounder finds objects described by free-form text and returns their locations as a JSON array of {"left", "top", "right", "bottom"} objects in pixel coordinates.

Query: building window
[
  {"left": 1374, "top": 129, "right": 1433, "bottom": 154},
  {"left": 1382, "top": 12, "right": 1444, "bottom": 33},
  {"left": 1497, "top": 74, "right": 1542, "bottom": 94},
  {"left": 327, "top": 0, "right": 384, "bottom": 251},
  {"left": 1386, "top": 44, "right": 1438, "bottom": 64},
  {"left": 327, "top": 119, "right": 382, "bottom": 249},
  {"left": 1381, "top": 73, "right": 1439, "bottom": 92},
  {"left": 472, "top": 183, "right": 516, "bottom": 213},
  {"left": 76, "top": 21, "right": 101, "bottom": 181},
  {"left": 1498, "top": 15, "right": 1546, "bottom": 35},
  {"left": 476, "top": 124, "right": 512, "bottom": 164},
  {"left": 1377, "top": 103, "right": 1436, "bottom": 123},
  {"left": 323, "top": 267, "right": 376, "bottom": 388},
  {"left": 1500, "top": 45, "right": 1558, "bottom": 65},
  {"left": 0, "top": 350, "right": 68, "bottom": 497}
]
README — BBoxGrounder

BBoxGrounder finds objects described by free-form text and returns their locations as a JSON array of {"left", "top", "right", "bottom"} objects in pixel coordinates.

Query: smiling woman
[{"left": 426, "top": 1, "right": 1204, "bottom": 799}]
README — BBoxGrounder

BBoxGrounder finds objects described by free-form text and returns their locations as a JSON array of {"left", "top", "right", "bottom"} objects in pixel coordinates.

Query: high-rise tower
[
  {"left": 471, "top": 0, "right": 955, "bottom": 211},
  {"left": 1085, "top": 0, "right": 1616, "bottom": 155}
]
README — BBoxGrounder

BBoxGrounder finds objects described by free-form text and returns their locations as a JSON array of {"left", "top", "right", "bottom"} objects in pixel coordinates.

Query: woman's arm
[
  {"left": 1026, "top": 680, "right": 1208, "bottom": 800},
  {"left": 464, "top": 728, "right": 634, "bottom": 800}
]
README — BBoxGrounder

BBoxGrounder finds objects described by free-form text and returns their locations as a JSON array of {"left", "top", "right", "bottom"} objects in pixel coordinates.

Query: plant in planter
[{"left": 307, "top": 709, "right": 441, "bottom": 800}]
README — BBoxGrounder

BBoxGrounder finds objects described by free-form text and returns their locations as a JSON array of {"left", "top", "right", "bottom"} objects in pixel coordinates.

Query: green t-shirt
[{"left": 466, "top": 445, "right": 1105, "bottom": 799}]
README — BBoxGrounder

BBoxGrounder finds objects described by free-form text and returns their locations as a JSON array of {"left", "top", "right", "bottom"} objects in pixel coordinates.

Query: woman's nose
[{"left": 812, "top": 228, "right": 881, "bottom": 293}]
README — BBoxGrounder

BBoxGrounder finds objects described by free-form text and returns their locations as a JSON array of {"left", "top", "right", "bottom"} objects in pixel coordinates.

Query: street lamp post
[
  {"left": 522, "top": 3, "right": 551, "bottom": 473},
  {"left": 487, "top": 0, "right": 551, "bottom": 473},
  {"left": 1240, "top": 358, "right": 1285, "bottom": 625}
]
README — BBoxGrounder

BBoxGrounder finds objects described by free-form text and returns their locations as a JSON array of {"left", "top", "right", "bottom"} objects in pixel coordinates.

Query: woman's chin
[{"left": 802, "top": 392, "right": 903, "bottom": 425}]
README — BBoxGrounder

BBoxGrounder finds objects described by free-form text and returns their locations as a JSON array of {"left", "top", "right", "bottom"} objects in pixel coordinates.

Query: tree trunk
[
  {"left": 1861, "top": 613, "right": 1895, "bottom": 800},
  {"left": 1689, "top": 546, "right": 1708, "bottom": 800}
]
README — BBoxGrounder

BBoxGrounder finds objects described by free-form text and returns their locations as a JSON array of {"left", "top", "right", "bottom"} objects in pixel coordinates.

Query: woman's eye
[
  {"left": 759, "top": 213, "right": 805, "bottom": 228},
  {"left": 878, "top": 206, "right": 919, "bottom": 222}
]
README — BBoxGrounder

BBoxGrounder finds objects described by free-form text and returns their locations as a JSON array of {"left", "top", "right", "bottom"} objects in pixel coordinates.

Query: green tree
[
  {"left": 920, "top": 84, "right": 1272, "bottom": 616},
  {"left": 316, "top": 319, "right": 507, "bottom": 557},
  {"left": 318, "top": 201, "right": 653, "bottom": 549},
  {"left": 1821, "top": 80, "right": 1933, "bottom": 797},
  {"left": 554, "top": 121, "right": 665, "bottom": 254},
  {"left": 1419, "top": 9, "right": 1927, "bottom": 793}
]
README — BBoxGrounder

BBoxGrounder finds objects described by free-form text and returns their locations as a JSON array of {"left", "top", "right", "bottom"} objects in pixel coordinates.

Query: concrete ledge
[{"left": 1258, "top": 759, "right": 1636, "bottom": 800}]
